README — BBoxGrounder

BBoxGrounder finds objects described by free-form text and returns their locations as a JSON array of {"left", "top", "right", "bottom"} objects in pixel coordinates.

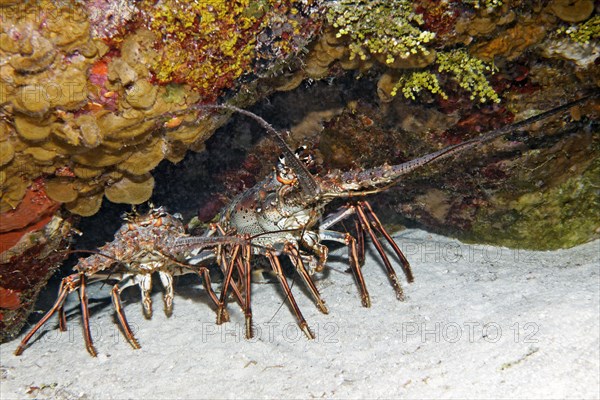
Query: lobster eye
[{"left": 294, "top": 145, "right": 307, "bottom": 156}]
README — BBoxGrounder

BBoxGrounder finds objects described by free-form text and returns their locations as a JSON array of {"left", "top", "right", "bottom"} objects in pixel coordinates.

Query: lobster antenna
[
  {"left": 324, "top": 91, "right": 599, "bottom": 198},
  {"left": 60, "top": 249, "right": 121, "bottom": 262},
  {"left": 175, "top": 227, "right": 304, "bottom": 250},
  {"left": 398, "top": 91, "right": 600, "bottom": 172},
  {"left": 186, "top": 104, "right": 321, "bottom": 200}
]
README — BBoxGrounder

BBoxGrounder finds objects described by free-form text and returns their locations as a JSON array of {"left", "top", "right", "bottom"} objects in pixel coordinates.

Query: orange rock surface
[{"left": 0, "top": 181, "right": 60, "bottom": 253}]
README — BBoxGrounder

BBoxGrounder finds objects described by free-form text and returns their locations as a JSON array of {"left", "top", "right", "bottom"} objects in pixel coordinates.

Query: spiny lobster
[
  {"left": 14, "top": 206, "right": 249, "bottom": 356},
  {"left": 177, "top": 92, "right": 598, "bottom": 340},
  {"left": 13, "top": 92, "right": 596, "bottom": 356}
]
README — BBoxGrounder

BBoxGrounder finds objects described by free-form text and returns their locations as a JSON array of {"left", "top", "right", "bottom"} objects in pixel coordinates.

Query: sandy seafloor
[{"left": 1, "top": 229, "right": 598, "bottom": 399}]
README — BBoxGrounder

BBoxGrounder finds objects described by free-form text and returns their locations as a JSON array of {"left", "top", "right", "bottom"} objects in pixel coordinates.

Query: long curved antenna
[
  {"left": 329, "top": 91, "right": 599, "bottom": 197},
  {"left": 181, "top": 104, "right": 321, "bottom": 200}
]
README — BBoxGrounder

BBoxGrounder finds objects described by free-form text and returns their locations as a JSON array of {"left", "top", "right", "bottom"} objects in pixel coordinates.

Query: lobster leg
[
  {"left": 354, "top": 204, "right": 405, "bottom": 301},
  {"left": 213, "top": 225, "right": 252, "bottom": 312},
  {"left": 265, "top": 250, "right": 315, "bottom": 340},
  {"left": 198, "top": 267, "right": 230, "bottom": 323},
  {"left": 186, "top": 247, "right": 245, "bottom": 314},
  {"left": 242, "top": 242, "right": 253, "bottom": 339},
  {"left": 111, "top": 284, "right": 141, "bottom": 350},
  {"left": 58, "top": 300, "right": 68, "bottom": 332},
  {"left": 217, "top": 244, "right": 241, "bottom": 325},
  {"left": 355, "top": 219, "right": 366, "bottom": 267},
  {"left": 347, "top": 233, "right": 371, "bottom": 308},
  {"left": 14, "top": 274, "right": 80, "bottom": 356},
  {"left": 359, "top": 201, "right": 414, "bottom": 282},
  {"left": 158, "top": 271, "right": 175, "bottom": 317},
  {"left": 136, "top": 274, "right": 153, "bottom": 319},
  {"left": 319, "top": 201, "right": 413, "bottom": 302},
  {"left": 319, "top": 230, "right": 371, "bottom": 308},
  {"left": 229, "top": 261, "right": 247, "bottom": 310},
  {"left": 78, "top": 273, "right": 97, "bottom": 357},
  {"left": 284, "top": 243, "right": 329, "bottom": 314}
]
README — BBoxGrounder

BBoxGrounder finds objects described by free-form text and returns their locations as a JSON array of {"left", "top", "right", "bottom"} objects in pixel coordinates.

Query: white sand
[{"left": 1, "top": 229, "right": 599, "bottom": 399}]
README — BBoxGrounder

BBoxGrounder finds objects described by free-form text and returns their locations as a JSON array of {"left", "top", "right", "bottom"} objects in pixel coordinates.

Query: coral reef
[
  {"left": 307, "top": 0, "right": 599, "bottom": 106},
  {"left": 0, "top": 213, "right": 73, "bottom": 343},
  {"left": 303, "top": 0, "right": 443, "bottom": 81},
  {"left": 326, "top": 0, "right": 435, "bottom": 64},
  {"left": 308, "top": 1, "right": 505, "bottom": 104},
  {"left": 381, "top": 49, "right": 500, "bottom": 103},
  {"left": 556, "top": 15, "right": 600, "bottom": 43},
  {"left": 0, "top": 0, "right": 325, "bottom": 339},
  {"left": 138, "top": 0, "right": 321, "bottom": 100},
  {"left": 0, "top": 0, "right": 324, "bottom": 219}
]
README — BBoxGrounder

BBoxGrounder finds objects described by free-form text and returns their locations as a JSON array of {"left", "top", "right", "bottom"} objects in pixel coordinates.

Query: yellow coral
[
  {"left": 393, "top": 71, "right": 448, "bottom": 101},
  {"left": 144, "top": 0, "right": 276, "bottom": 98},
  {"left": 117, "top": 137, "right": 166, "bottom": 176},
  {"left": 326, "top": 0, "right": 435, "bottom": 62},
  {"left": 45, "top": 178, "right": 79, "bottom": 203},
  {"left": 557, "top": 15, "right": 600, "bottom": 44},
  {"left": 437, "top": 49, "right": 500, "bottom": 103},
  {"left": 66, "top": 193, "right": 103, "bottom": 216},
  {"left": 0, "top": 141, "right": 15, "bottom": 167},
  {"left": 549, "top": 0, "right": 594, "bottom": 23},
  {"left": 105, "top": 174, "right": 155, "bottom": 204}
]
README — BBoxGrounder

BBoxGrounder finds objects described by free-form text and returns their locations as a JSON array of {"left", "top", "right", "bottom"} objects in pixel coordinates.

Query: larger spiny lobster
[{"left": 177, "top": 92, "right": 598, "bottom": 339}]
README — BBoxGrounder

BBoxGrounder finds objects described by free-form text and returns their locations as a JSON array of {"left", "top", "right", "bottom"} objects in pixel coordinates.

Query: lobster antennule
[
  {"left": 326, "top": 92, "right": 598, "bottom": 196},
  {"left": 174, "top": 235, "right": 248, "bottom": 248}
]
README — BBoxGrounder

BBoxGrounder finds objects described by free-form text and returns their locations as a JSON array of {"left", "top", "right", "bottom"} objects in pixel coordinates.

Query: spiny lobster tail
[
  {"left": 189, "top": 104, "right": 321, "bottom": 200},
  {"left": 330, "top": 92, "right": 598, "bottom": 196}
]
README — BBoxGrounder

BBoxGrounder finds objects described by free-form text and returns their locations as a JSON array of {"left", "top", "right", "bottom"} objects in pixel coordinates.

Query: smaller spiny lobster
[{"left": 14, "top": 206, "right": 248, "bottom": 356}]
